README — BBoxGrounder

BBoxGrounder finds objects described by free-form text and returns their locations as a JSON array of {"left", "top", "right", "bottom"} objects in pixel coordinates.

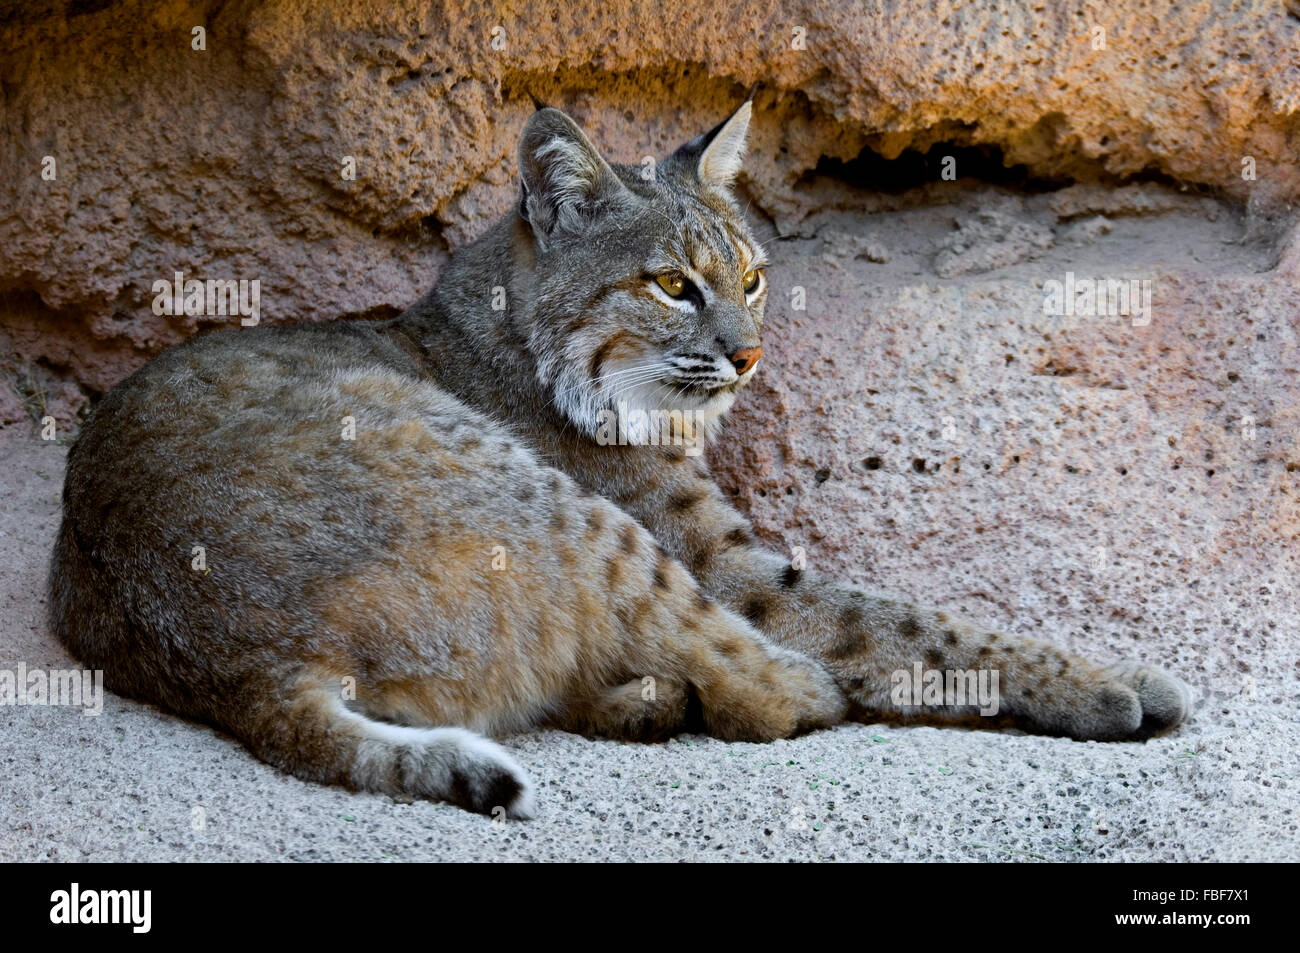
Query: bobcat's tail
[{"left": 243, "top": 674, "right": 536, "bottom": 819}]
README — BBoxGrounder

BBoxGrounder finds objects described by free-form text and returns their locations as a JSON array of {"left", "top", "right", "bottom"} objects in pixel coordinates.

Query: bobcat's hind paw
[{"left": 698, "top": 643, "right": 847, "bottom": 743}]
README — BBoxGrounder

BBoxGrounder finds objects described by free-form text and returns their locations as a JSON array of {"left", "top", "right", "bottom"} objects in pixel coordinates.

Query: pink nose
[{"left": 730, "top": 346, "right": 762, "bottom": 375}]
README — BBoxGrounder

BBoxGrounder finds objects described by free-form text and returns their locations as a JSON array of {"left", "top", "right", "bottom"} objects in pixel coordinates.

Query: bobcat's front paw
[{"left": 1033, "top": 661, "right": 1193, "bottom": 741}]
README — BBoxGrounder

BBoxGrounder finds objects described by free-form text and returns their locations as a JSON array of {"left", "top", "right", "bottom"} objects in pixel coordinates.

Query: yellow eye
[
  {"left": 743, "top": 268, "right": 763, "bottom": 294},
  {"left": 655, "top": 274, "right": 686, "bottom": 297}
]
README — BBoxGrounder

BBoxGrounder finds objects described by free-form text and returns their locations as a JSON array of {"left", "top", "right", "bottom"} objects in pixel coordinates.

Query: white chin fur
[
  {"left": 602, "top": 378, "right": 735, "bottom": 448},
  {"left": 690, "top": 388, "right": 736, "bottom": 427},
  {"left": 550, "top": 358, "right": 749, "bottom": 448}
]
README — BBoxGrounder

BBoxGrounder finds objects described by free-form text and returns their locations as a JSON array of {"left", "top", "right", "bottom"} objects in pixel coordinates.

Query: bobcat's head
[{"left": 516, "top": 103, "right": 767, "bottom": 446}]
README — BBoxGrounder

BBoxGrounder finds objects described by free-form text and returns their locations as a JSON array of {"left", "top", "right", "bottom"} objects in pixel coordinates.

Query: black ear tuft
[{"left": 667, "top": 99, "right": 753, "bottom": 190}]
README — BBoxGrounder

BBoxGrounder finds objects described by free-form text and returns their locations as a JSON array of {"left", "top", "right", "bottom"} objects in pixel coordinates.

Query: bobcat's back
[
  {"left": 51, "top": 323, "right": 607, "bottom": 818},
  {"left": 58, "top": 322, "right": 564, "bottom": 721}
]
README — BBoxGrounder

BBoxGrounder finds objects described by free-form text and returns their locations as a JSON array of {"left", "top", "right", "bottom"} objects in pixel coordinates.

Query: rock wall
[{"left": 1, "top": 0, "right": 1298, "bottom": 423}]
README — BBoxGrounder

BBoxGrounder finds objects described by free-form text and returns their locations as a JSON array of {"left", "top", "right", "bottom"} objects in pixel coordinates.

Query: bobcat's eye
[
  {"left": 743, "top": 268, "right": 764, "bottom": 294},
  {"left": 655, "top": 274, "right": 686, "bottom": 298}
]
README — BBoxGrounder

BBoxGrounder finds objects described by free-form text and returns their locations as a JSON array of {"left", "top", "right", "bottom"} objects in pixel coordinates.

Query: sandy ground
[{"left": 1, "top": 185, "right": 1296, "bottom": 862}]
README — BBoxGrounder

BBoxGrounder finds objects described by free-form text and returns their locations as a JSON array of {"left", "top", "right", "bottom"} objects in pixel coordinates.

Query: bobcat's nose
[{"left": 729, "top": 346, "right": 763, "bottom": 376}]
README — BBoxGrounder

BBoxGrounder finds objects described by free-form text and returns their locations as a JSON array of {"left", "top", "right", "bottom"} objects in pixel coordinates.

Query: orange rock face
[{"left": 1, "top": 0, "right": 1297, "bottom": 419}]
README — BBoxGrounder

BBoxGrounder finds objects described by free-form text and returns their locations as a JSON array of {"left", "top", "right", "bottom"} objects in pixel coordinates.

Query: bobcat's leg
[
  {"left": 290, "top": 429, "right": 843, "bottom": 750},
  {"left": 542, "top": 496, "right": 846, "bottom": 742},
  {"left": 583, "top": 449, "right": 1191, "bottom": 741},
  {"left": 549, "top": 677, "right": 695, "bottom": 742}
]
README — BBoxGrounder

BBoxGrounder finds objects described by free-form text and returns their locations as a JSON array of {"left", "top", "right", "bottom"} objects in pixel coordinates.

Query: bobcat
[{"left": 49, "top": 101, "right": 1190, "bottom": 819}]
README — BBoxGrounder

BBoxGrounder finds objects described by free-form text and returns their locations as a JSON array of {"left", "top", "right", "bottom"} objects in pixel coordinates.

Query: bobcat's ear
[
  {"left": 517, "top": 108, "right": 629, "bottom": 247},
  {"left": 670, "top": 100, "right": 752, "bottom": 191}
]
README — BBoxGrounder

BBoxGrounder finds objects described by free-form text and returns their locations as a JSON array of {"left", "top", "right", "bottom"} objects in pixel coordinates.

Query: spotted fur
[{"left": 49, "top": 103, "right": 1189, "bottom": 818}]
